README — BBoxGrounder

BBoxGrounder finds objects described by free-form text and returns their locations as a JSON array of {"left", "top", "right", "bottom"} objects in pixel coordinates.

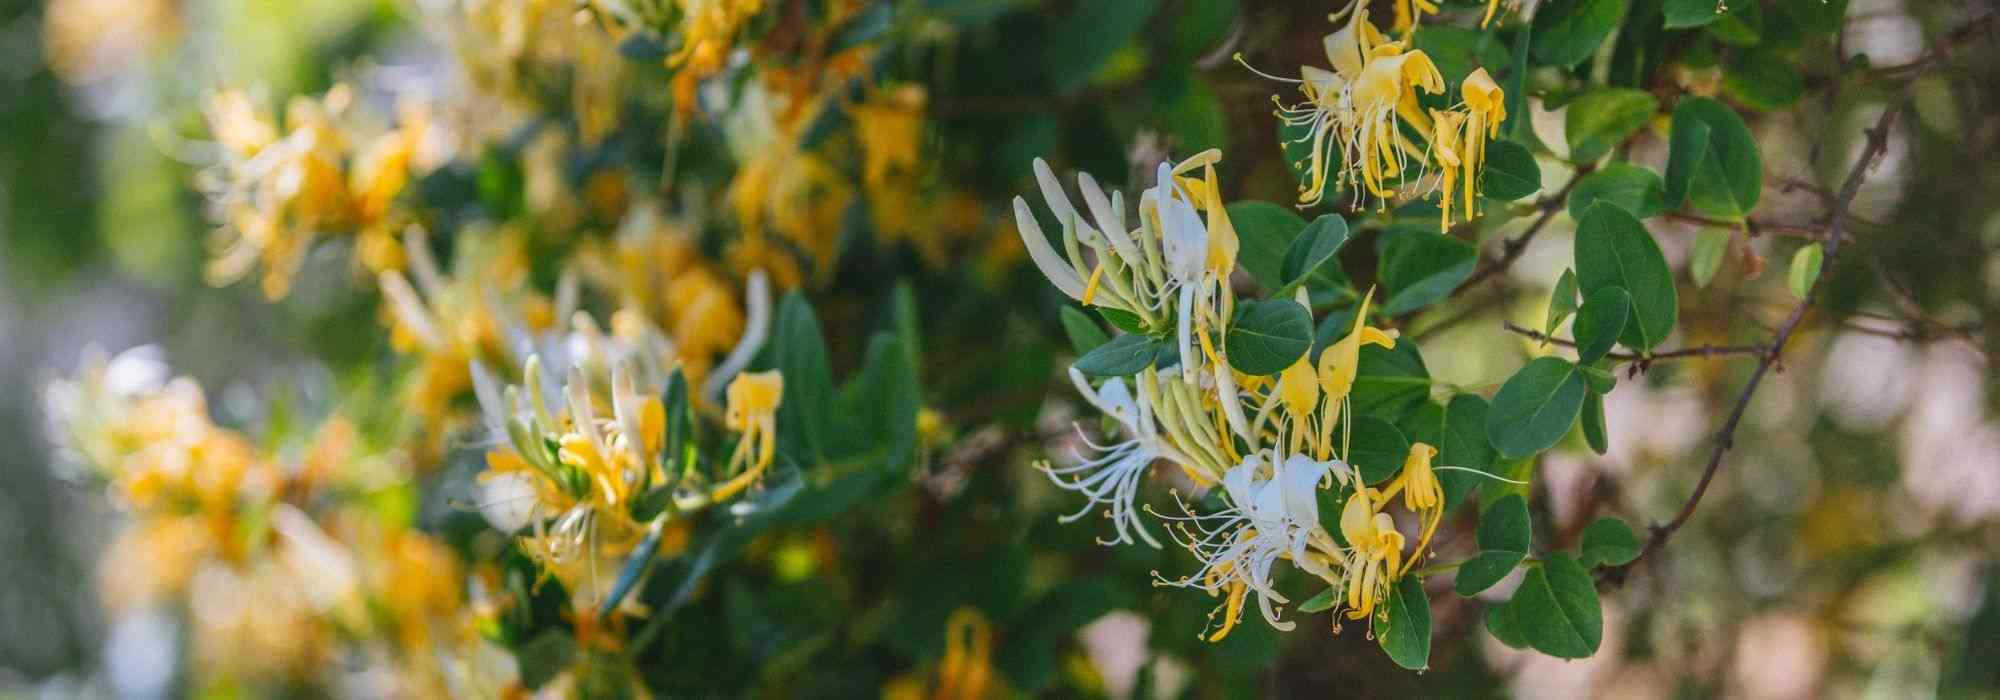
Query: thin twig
[
  {"left": 1598, "top": 106, "right": 1902, "bottom": 586},
  {"left": 1501, "top": 322, "right": 1766, "bottom": 363},
  {"left": 1661, "top": 211, "right": 1830, "bottom": 240},
  {"left": 1455, "top": 169, "right": 1592, "bottom": 293}
]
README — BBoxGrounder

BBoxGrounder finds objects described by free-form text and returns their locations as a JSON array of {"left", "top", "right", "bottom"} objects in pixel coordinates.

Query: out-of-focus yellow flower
[
  {"left": 715, "top": 370, "right": 784, "bottom": 501},
  {"left": 665, "top": 0, "right": 766, "bottom": 112}
]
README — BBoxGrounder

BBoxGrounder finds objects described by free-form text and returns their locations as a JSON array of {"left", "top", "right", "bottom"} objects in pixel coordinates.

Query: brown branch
[
  {"left": 1501, "top": 322, "right": 1765, "bottom": 363},
  {"left": 1598, "top": 106, "right": 1902, "bottom": 586},
  {"left": 1661, "top": 211, "right": 1830, "bottom": 240}
]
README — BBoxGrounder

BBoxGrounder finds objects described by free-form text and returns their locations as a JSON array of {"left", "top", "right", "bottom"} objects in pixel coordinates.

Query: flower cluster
[
  {"left": 1017, "top": 154, "right": 1450, "bottom": 641},
  {"left": 1241, "top": 0, "right": 1507, "bottom": 230},
  {"left": 43, "top": 347, "right": 485, "bottom": 695}
]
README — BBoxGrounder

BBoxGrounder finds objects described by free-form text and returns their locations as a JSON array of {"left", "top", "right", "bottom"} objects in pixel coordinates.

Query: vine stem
[
  {"left": 1598, "top": 105, "right": 1902, "bottom": 586},
  {"left": 1501, "top": 322, "right": 1766, "bottom": 363}
]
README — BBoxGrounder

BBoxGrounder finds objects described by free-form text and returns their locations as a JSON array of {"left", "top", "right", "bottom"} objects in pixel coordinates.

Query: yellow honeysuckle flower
[
  {"left": 715, "top": 369, "right": 784, "bottom": 501},
  {"left": 1430, "top": 109, "right": 1470, "bottom": 232},
  {"left": 1316, "top": 287, "right": 1398, "bottom": 457},
  {"left": 1339, "top": 487, "right": 1405, "bottom": 623},
  {"left": 1391, "top": 0, "right": 1441, "bottom": 39},
  {"left": 1350, "top": 46, "right": 1444, "bottom": 201},
  {"left": 934, "top": 608, "right": 996, "bottom": 700}
]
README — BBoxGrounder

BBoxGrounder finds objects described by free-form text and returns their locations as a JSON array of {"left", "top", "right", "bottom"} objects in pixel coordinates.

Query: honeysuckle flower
[
  {"left": 1038, "top": 369, "right": 1177, "bottom": 548},
  {"left": 1316, "top": 288, "right": 1398, "bottom": 456},
  {"left": 1338, "top": 486, "right": 1406, "bottom": 624},
  {"left": 1349, "top": 45, "right": 1445, "bottom": 202},
  {"left": 716, "top": 369, "right": 784, "bottom": 501},
  {"left": 1156, "top": 453, "right": 1346, "bottom": 641},
  {"left": 1381, "top": 442, "right": 1445, "bottom": 573},
  {"left": 1390, "top": 0, "right": 1441, "bottom": 39}
]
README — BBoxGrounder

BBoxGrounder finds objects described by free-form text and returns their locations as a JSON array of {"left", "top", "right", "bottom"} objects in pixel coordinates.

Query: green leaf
[
  {"left": 1690, "top": 227, "right": 1730, "bottom": 288},
  {"left": 1531, "top": 0, "right": 1626, "bottom": 67},
  {"left": 1227, "top": 201, "right": 1309, "bottom": 291},
  {"left": 1481, "top": 140, "right": 1543, "bottom": 201},
  {"left": 1581, "top": 391, "right": 1609, "bottom": 454},
  {"left": 1662, "top": 0, "right": 1724, "bottom": 29},
  {"left": 1042, "top": 0, "right": 1160, "bottom": 93},
  {"left": 1575, "top": 205, "right": 1678, "bottom": 350},
  {"left": 1414, "top": 25, "right": 1512, "bottom": 85},
  {"left": 1059, "top": 306, "right": 1110, "bottom": 355},
  {"left": 1572, "top": 286, "right": 1631, "bottom": 364},
  {"left": 1564, "top": 89, "right": 1658, "bottom": 163},
  {"left": 1378, "top": 575, "right": 1433, "bottom": 670},
  {"left": 1379, "top": 233, "right": 1478, "bottom": 316},
  {"left": 1788, "top": 242, "right": 1824, "bottom": 300},
  {"left": 1485, "top": 596, "right": 1531, "bottom": 648},
  {"left": 1299, "top": 586, "right": 1340, "bottom": 614},
  {"left": 1351, "top": 343, "right": 1433, "bottom": 422},
  {"left": 660, "top": 368, "right": 693, "bottom": 482},
  {"left": 1097, "top": 307, "right": 1148, "bottom": 335},
  {"left": 1515, "top": 554, "right": 1604, "bottom": 658},
  {"left": 1506, "top": 24, "right": 1532, "bottom": 138},
  {"left": 1724, "top": 51, "right": 1804, "bottom": 111},
  {"left": 1579, "top": 517, "right": 1642, "bottom": 567},
  {"left": 1278, "top": 214, "right": 1352, "bottom": 296},
  {"left": 1486, "top": 357, "right": 1587, "bottom": 458},
  {"left": 1226, "top": 299, "right": 1314, "bottom": 375},
  {"left": 1457, "top": 494, "right": 1532, "bottom": 596},
  {"left": 1345, "top": 415, "right": 1411, "bottom": 485},
  {"left": 1581, "top": 362, "right": 1617, "bottom": 394},
  {"left": 1546, "top": 268, "right": 1580, "bottom": 336},
  {"left": 1073, "top": 333, "right": 1164, "bottom": 377},
  {"left": 516, "top": 630, "right": 578, "bottom": 689},
  {"left": 1708, "top": 0, "right": 1763, "bottom": 45},
  {"left": 834, "top": 333, "right": 924, "bottom": 473},
  {"left": 774, "top": 292, "right": 836, "bottom": 461},
  {"left": 1481, "top": 494, "right": 1533, "bottom": 552},
  {"left": 1407, "top": 394, "right": 1499, "bottom": 509},
  {"left": 1664, "top": 97, "right": 1762, "bottom": 219},
  {"left": 1568, "top": 164, "right": 1666, "bottom": 220}
]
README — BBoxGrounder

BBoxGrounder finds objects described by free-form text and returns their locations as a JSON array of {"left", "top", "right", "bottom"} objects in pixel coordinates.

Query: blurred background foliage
[{"left": 1, "top": 0, "right": 1998, "bottom": 697}]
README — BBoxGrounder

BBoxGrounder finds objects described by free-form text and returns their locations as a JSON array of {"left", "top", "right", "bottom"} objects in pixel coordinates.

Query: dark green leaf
[
  {"left": 1226, "top": 299, "right": 1314, "bottom": 375},
  {"left": 1565, "top": 89, "right": 1658, "bottom": 163},
  {"left": 1481, "top": 140, "right": 1543, "bottom": 201},
  {"left": 1546, "top": 268, "right": 1580, "bottom": 336},
  {"left": 1456, "top": 494, "right": 1533, "bottom": 596},
  {"left": 1581, "top": 362, "right": 1618, "bottom": 394},
  {"left": 1581, "top": 391, "right": 1609, "bottom": 454},
  {"left": 774, "top": 292, "right": 836, "bottom": 462},
  {"left": 1724, "top": 51, "right": 1804, "bottom": 111},
  {"left": 1042, "top": 0, "right": 1160, "bottom": 92},
  {"left": 1663, "top": 0, "right": 1724, "bottom": 29},
  {"left": 1486, "top": 357, "right": 1587, "bottom": 458},
  {"left": 1378, "top": 575, "right": 1433, "bottom": 670},
  {"left": 1380, "top": 233, "right": 1478, "bottom": 316},
  {"left": 1579, "top": 517, "right": 1641, "bottom": 567},
  {"left": 517, "top": 630, "right": 577, "bottom": 689},
  {"left": 1345, "top": 415, "right": 1411, "bottom": 485},
  {"left": 1573, "top": 286, "right": 1631, "bottom": 363},
  {"left": 1506, "top": 24, "right": 1532, "bottom": 138},
  {"left": 1575, "top": 205, "right": 1678, "bottom": 350},
  {"left": 1438, "top": 394, "right": 1497, "bottom": 508},
  {"left": 1485, "top": 596, "right": 1531, "bottom": 648},
  {"left": 1227, "top": 201, "right": 1309, "bottom": 290},
  {"left": 1531, "top": 0, "right": 1626, "bottom": 67},
  {"left": 1708, "top": 0, "right": 1763, "bottom": 45},
  {"left": 1279, "top": 214, "right": 1352, "bottom": 295},
  {"left": 1097, "top": 307, "right": 1148, "bottom": 335},
  {"left": 1059, "top": 306, "right": 1110, "bottom": 355},
  {"left": 1457, "top": 551, "right": 1528, "bottom": 597},
  {"left": 1515, "top": 554, "right": 1603, "bottom": 658},
  {"left": 1664, "top": 97, "right": 1762, "bottom": 219},
  {"left": 1299, "top": 586, "right": 1339, "bottom": 614},
  {"left": 1351, "top": 343, "right": 1433, "bottom": 422},
  {"left": 1074, "top": 333, "right": 1165, "bottom": 377},
  {"left": 1569, "top": 164, "right": 1667, "bottom": 220}
]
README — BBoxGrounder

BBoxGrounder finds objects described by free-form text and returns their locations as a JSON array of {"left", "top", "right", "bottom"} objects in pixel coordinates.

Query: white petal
[{"left": 1014, "top": 197, "right": 1087, "bottom": 299}]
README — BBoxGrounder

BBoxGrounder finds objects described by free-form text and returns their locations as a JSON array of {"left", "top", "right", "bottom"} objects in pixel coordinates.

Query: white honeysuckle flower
[
  {"left": 1155, "top": 452, "right": 1346, "bottom": 635},
  {"left": 1012, "top": 196, "right": 1089, "bottom": 300},
  {"left": 1155, "top": 161, "right": 1209, "bottom": 285},
  {"left": 1037, "top": 368, "right": 1172, "bottom": 548}
]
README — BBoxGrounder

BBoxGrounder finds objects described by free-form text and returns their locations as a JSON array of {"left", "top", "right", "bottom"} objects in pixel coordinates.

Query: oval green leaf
[
  {"left": 1380, "top": 233, "right": 1478, "bottom": 316},
  {"left": 1278, "top": 213, "right": 1352, "bottom": 295},
  {"left": 1481, "top": 140, "right": 1543, "bottom": 201},
  {"left": 1227, "top": 201, "right": 1308, "bottom": 291},
  {"left": 1378, "top": 575, "right": 1433, "bottom": 670},
  {"left": 1579, "top": 517, "right": 1642, "bottom": 567},
  {"left": 1572, "top": 286, "right": 1631, "bottom": 364},
  {"left": 1575, "top": 204, "right": 1678, "bottom": 350},
  {"left": 1225, "top": 298, "right": 1313, "bottom": 375},
  {"left": 1564, "top": 89, "right": 1658, "bottom": 163},
  {"left": 1073, "top": 333, "right": 1163, "bottom": 378},
  {"left": 1788, "top": 242, "right": 1824, "bottom": 300},
  {"left": 1515, "top": 553, "right": 1603, "bottom": 658},
  {"left": 1568, "top": 164, "right": 1666, "bottom": 220},
  {"left": 1664, "top": 97, "right": 1762, "bottom": 219},
  {"left": 1486, "top": 356, "right": 1587, "bottom": 458},
  {"left": 1531, "top": 0, "right": 1626, "bottom": 67}
]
